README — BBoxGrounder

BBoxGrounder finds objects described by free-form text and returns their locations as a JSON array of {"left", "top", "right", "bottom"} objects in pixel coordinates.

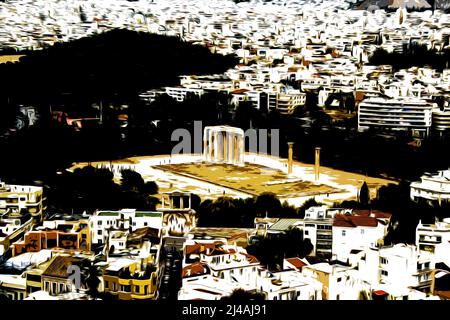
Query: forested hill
[
  {"left": 0, "top": 28, "right": 239, "bottom": 105},
  {"left": 0, "top": 28, "right": 238, "bottom": 183}
]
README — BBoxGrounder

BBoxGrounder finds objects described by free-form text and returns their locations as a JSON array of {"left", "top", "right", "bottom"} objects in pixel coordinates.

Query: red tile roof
[
  {"left": 373, "top": 290, "right": 388, "bottom": 296},
  {"left": 352, "top": 210, "right": 392, "bottom": 220},
  {"left": 231, "top": 89, "right": 250, "bottom": 94},
  {"left": 286, "top": 257, "right": 307, "bottom": 269},
  {"left": 185, "top": 244, "right": 200, "bottom": 255},
  {"left": 205, "top": 248, "right": 229, "bottom": 256},
  {"left": 333, "top": 214, "right": 378, "bottom": 228},
  {"left": 185, "top": 241, "right": 223, "bottom": 255},
  {"left": 182, "top": 262, "right": 210, "bottom": 278}
]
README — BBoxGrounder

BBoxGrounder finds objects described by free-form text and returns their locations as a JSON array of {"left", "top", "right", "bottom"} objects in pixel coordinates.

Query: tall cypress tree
[{"left": 359, "top": 181, "right": 370, "bottom": 207}]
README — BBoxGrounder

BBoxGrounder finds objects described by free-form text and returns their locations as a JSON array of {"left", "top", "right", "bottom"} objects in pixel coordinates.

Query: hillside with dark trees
[
  {"left": 0, "top": 28, "right": 238, "bottom": 107},
  {"left": 0, "top": 29, "right": 238, "bottom": 183},
  {"left": 46, "top": 166, "right": 159, "bottom": 214}
]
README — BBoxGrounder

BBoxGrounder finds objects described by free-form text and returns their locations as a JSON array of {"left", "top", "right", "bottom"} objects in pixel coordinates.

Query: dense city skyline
[{"left": 0, "top": 0, "right": 450, "bottom": 304}]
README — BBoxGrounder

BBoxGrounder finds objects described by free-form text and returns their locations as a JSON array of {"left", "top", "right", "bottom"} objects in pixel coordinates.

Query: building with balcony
[
  {"left": 0, "top": 180, "right": 44, "bottom": 221},
  {"left": 410, "top": 169, "right": 450, "bottom": 205},
  {"left": 299, "top": 206, "right": 343, "bottom": 258},
  {"left": 103, "top": 256, "right": 160, "bottom": 300},
  {"left": 276, "top": 91, "right": 306, "bottom": 115},
  {"left": 358, "top": 244, "right": 435, "bottom": 293},
  {"left": 358, "top": 97, "right": 437, "bottom": 138},
  {"left": 416, "top": 218, "right": 450, "bottom": 253}
]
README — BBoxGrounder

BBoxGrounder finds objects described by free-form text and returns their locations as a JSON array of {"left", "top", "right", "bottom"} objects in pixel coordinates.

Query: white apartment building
[
  {"left": 108, "top": 230, "right": 128, "bottom": 251},
  {"left": 302, "top": 262, "right": 370, "bottom": 300},
  {"left": 300, "top": 206, "right": 347, "bottom": 258},
  {"left": 416, "top": 218, "right": 450, "bottom": 253},
  {"left": 300, "top": 76, "right": 331, "bottom": 91},
  {"left": 276, "top": 91, "right": 306, "bottom": 115},
  {"left": 358, "top": 244, "right": 435, "bottom": 291},
  {"left": 178, "top": 273, "right": 237, "bottom": 300},
  {"left": 181, "top": 240, "right": 323, "bottom": 300},
  {"left": 89, "top": 209, "right": 163, "bottom": 245},
  {"left": 198, "top": 245, "right": 260, "bottom": 289},
  {"left": 410, "top": 169, "right": 450, "bottom": 205},
  {"left": 0, "top": 180, "right": 44, "bottom": 220},
  {"left": 182, "top": 239, "right": 261, "bottom": 294},
  {"left": 329, "top": 76, "right": 356, "bottom": 91},
  {"left": 332, "top": 210, "right": 392, "bottom": 263},
  {"left": 358, "top": 97, "right": 437, "bottom": 138},
  {"left": 164, "top": 86, "right": 204, "bottom": 102},
  {"left": 256, "top": 269, "right": 323, "bottom": 300}
]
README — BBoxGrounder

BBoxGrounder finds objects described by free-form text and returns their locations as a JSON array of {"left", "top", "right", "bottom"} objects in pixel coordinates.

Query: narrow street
[{"left": 158, "top": 242, "right": 183, "bottom": 300}]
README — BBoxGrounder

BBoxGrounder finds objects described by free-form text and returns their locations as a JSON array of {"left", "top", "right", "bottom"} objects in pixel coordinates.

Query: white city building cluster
[
  {"left": 1, "top": 0, "right": 450, "bottom": 122},
  {"left": 176, "top": 205, "right": 450, "bottom": 300},
  {"left": 179, "top": 239, "right": 324, "bottom": 300},
  {"left": 0, "top": 0, "right": 450, "bottom": 301}
]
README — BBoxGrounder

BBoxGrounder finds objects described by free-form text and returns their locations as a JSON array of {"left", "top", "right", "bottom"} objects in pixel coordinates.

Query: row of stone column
[{"left": 203, "top": 127, "right": 244, "bottom": 166}]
